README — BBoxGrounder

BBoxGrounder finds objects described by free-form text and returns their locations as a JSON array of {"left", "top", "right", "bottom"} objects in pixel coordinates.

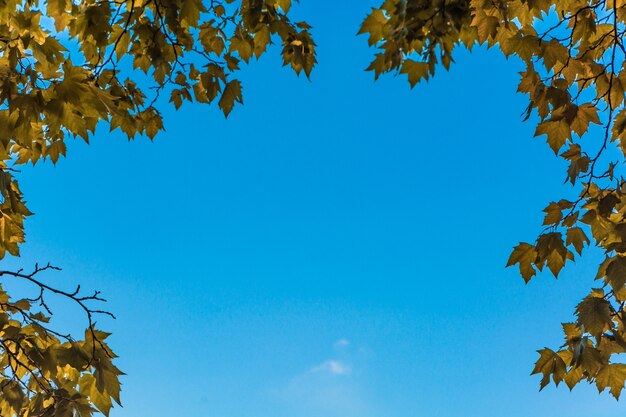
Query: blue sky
[{"left": 3, "top": 1, "right": 626, "bottom": 416}]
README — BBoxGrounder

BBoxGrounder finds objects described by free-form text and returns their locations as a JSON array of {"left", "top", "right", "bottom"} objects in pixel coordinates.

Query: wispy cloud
[
  {"left": 334, "top": 338, "right": 350, "bottom": 348},
  {"left": 310, "top": 360, "right": 351, "bottom": 376},
  {"left": 267, "top": 339, "right": 375, "bottom": 417}
]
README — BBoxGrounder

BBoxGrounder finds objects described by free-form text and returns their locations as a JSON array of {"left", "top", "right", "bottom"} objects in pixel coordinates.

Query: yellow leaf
[
  {"left": 576, "top": 296, "right": 613, "bottom": 338},
  {"left": 531, "top": 348, "right": 567, "bottom": 389},
  {"left": 535, "top": 119, "right": 572, "bottom": 154},
  {"left": 506, "top": 243, "right": 537, "bottom": 282},
  {"left": 218, "top": 80, "right": 243, "bottom": 117},
  {"left": 596, "top": 364, "right": 626, "bottom": 399},
  {"left": 542, "top": 202, "right": 563, "bottom": 226},
  {"left": 400, "top": 60, "right": 429, "bottom": 88},
  {"left": 566, "top": 227, "right": 589, "bottom": 255},
  {"left": 358, "top": 8, "right": 387, "bottom": 46}
]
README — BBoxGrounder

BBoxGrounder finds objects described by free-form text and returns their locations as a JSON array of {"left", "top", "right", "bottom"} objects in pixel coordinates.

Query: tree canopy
[
  {"left": 0, "top": 0, "right": 315, "bottom": 415},
  {"left": 0, "top": 0, "right": 316, "bottom": 259},
  {"left": 358, "top": 0, "right": 626, "bottom": 400},
  {"left": 1, "top": 0, "right": 626, "bottom": 415}
]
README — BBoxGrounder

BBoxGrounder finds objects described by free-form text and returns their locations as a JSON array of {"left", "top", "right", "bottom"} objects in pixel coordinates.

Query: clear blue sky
[{"left": 3, "top": 2, "right": 626, "bottom": 416}]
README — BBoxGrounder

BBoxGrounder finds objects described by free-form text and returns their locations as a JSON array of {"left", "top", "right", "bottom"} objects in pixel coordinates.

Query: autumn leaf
[
  {"left": 218, "top": 80, "right": 243, "bottom": 117},
  {"left": 400, "top": 60, "right": 430, "bottom": 88},
  {"left": 532, "top": 348, "right": 567, "bottom": 389},
  {"left": 542, "top": 202, "right": 563, "bottom": 226},
  {"left": 566, "top": 227, "right": 590, "bottom": 255},
  {"left": 358, "top": 8, "right": 387, "bottom": 46},
  {"left": 576, "top": 295, "right": 613, "bottom": 338},
  {"left": 535, "top": 119, "right": 571, "bottom": 154},
  {"left": 596, "top": 364, "right": 626, "bottom": 399},
  {"left": 506, "top": 243, "right": 537, "bottom": 282}
]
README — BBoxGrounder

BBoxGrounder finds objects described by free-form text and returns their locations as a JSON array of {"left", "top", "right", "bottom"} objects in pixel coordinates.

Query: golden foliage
[
  {"left": 0, "top": 0, "right": 316, "bottom": 257},
  {"left": 0, "top": 1, "right": 317, "bottom": 416},
  {"left": 358, "top": 0, "right": 626, "bottom": 399}
]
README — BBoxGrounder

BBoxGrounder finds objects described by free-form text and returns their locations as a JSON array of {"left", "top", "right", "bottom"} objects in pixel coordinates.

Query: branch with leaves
[
  {"left": 359, "top": 0, "right": 626, "bottom": 400},
  {"left": 0, "top": 264, "right": 120, "bottom": 417},
  {"left": 0, "top": 0, "right": 317, "bottom": 258},
  {"left": 0, "top": 1, "right": 318, "bottom": 415}
]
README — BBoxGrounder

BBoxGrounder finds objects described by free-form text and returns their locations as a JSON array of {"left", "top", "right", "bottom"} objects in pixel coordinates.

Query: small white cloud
[
  {"left": 272, "top": 371, "right": 371, "bottom": 417},
  {"left": 268, "top": 344, "right": 374, "bottom": 417},
  {"left": 334, "top": 338, "right": 350, "bottom": 348},
  {"left": 311, "top": 360, "right": 351, "bottom": 376}
]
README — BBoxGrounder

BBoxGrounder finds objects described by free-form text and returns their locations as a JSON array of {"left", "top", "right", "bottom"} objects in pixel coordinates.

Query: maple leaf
[
  {"left": 358, "top": 8, "right": 387, "bottom": 46},
  {"left": 507, "top": 243, "right": 538, "bottom": 282},
  {"left": 542, "top": 202, "right": 563, "bottom": 226},
  {"left": 535, "top": 119, "right": 572, "bottom": 154},
  {"left": 532, "top": 348, "right": 567, "bottom": 389},
  {"left": 576, "top": 295, "right": 613, "bottom": 338},
  {"left": 566, "top": 227, "right": 590, "bottom": 255},
  {"left": 218, "top": 79, "right": 243, "bottom": 117},
  {"left": 400, "top": 60, "right": 430, "bottom": 88},
  {"left": 595, "top": 364, "right": 626, "bottom": 399}
]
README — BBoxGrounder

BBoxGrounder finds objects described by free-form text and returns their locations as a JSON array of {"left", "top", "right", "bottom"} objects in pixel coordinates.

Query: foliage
[
  {"left": 5, "top": 0, "right": 626, "bottom": 411},
  {"left": 0, "top": 0, "right": 316, "bottom": 416},
  {"left": 0, "top": 264, "right": 120, "bottom": 417},
  {"left": 358, "top": 0, "right": 626, "bottom": 401},
  {"left": 0, "top": 0, "right": 316, "bottom": 259}
]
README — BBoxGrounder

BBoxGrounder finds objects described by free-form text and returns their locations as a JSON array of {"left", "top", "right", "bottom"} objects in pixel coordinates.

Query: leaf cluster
[
  {"left": 0, "top": 0, "right": 316, "bottom": 258},
  {"left": 0, "top": 1, "right": 318, "bottom": 415},
  {"left": 0, "top": 265, "right": 120, "bottom": 416},
  {"left": 358, "top": 0, "right": 626, "bottom": 399}
]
